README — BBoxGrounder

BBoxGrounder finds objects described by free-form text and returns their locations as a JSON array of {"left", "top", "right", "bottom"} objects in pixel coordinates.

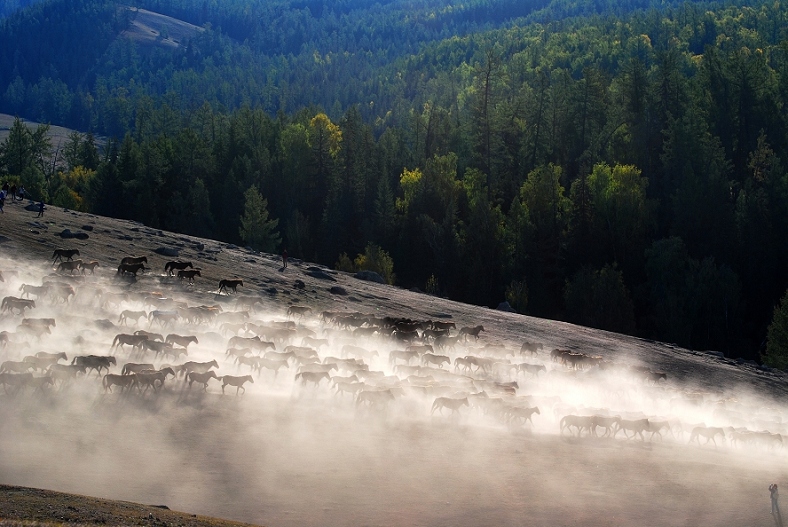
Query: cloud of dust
[{"left": 0, "top": 252, "right": 786, "bottom": 527}]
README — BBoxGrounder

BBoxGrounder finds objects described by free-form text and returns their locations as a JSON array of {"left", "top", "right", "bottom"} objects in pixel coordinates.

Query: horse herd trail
[{"left": 0, "top": 202, "right": 785, "bottom": 527}]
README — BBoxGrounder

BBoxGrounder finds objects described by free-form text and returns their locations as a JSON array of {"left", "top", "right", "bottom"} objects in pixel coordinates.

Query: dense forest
[{"left": 1, "top": 0, "right": 788, "bottom": 363}]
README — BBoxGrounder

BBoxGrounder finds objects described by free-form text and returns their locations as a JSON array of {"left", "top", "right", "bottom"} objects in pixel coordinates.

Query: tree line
[{"left": 2, "top": 0, "right": 788, "bottom": 363}]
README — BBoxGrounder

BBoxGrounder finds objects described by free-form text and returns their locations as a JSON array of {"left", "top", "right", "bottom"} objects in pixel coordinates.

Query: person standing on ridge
[{"left": 282, "top": 248, "right": 288, "bottom": 270}]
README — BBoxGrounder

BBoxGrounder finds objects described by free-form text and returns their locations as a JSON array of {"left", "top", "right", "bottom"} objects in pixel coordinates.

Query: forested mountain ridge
[{"left": 2, "top": 0, "right": 788, "bottom": 364}]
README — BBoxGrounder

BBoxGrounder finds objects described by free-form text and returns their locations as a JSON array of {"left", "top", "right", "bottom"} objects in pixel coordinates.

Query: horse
[
  {"left": 421, "top": 353, "right": 451, "bottom": 368},
  {"left": 334, "top": 380, "right": 365, "bottom": 397},
  {"left": 118, "top": 310, "right": 147, "bottom": 325},
  {"left": 48, "top": 363, "right": 86, "bottom": 382},
  {"left": 134, "top": 367, "right": 176, "bottom": 393},
  {"left": 52, "top": 249, "right": 80, "bottom": 263},
  {"left": 22, "top": 355, "right": 61, "bottom": 371},
  {"left": 18, "top": 284, "right": 49, "bottom": 299},
  {"left": 520, "top": 341, "right": 544, "bottom": 356},
  {"left": 165, "top": 261, "right": 193, "bottom": 276},
  {"left": 35, "top": 351, "right": 66, "bottom": 362},
  {"left": 49, "top": 283, "right": 75, "bottom": 304},
  {"left": 140, "top": 339, "right": 175, "bottom": 358},
  {"left": 294, "top": 371, "right": 331, "bottom": 387},
  {"left": 505, "top": 406, "right": 541, "bottom": 426},
  {"left": 0, "top": 372, "right": 34, "bottom": 395},
  {"left": 431, "top": 397, "right": 469, "bottom": 415},
  {"left": 134, "top": 330, "right": 164, "bottom": 342},
  {"left": 431, "top": 321, "right": 456, "bottom": 331},
  {"left": 178, "top": 359, "right": 220, "bottom": 378},
  {"left": 79, "top": 261, "right": 100, "bottom": 274},
  {"left": 112, "top": 333, "right": 148, "bottom": 351},
  {"left": 613, "top": 419, "right": 652, "bottom": 441},
  {"left": 356, "top": 389, "right": 395, "bottom": 407},
  {"left": 518, "top": 363, "right": 546, "bottom": 377},
  {"left": 459, "top": 325, "right": 485, "bottom": 341},
  {"left": 56, "top": 260, "right": 83, "bottom": 274},
  {"left": 165, "top": 334, "right": 198, "bottom": 349},
  {"left": 120, "top": 256, "right": 147, "bottom": 266},
  {"left": 1, "top": 360, "right": 34, "bottom": 374},
  {"left": 103, "top": 373, "right": 137, "bottom": 393},
  {"left": 689, "top": 426, "right": 725, "bottom": 447},
  {"left": 117, "top": 262, "right": 147, "bottom": 276},
  {"left": 121, "top": 362, "right": 155, "bottom": 375},
  {"left": 287, "top": 305, "right": 312, "bottom": 319},
  {"left": 221, "top": 374, "right": 254, "bottom": 395},
  {"left": 148, "top": 310, "right": 179, "bottom": 328},
  {"left": 389, "top": 349, "right": 420, "bottom": 365},
  {"left": 71, "top": 355, "right": 116, "bottom": 376},
  {"left": 258, "top": 358, "right": 290, "bottom": 377},
  {"left": 560, "top": 415, "right": 596, "bottom": 437},
  {"left": 177, "top": 269, "right": 201, "bottom": 283},
  {"left": 218, "top": 279, "right": 244, "bottom": 294},
  {"left": 187, "top": 370, "right": 219, "bottom": 391},
  {"left": 24, "top": 318, "right": 56, "bottom": 330},
  {"left": 1, "top": 296, "right": 36, "bottom": 314}
]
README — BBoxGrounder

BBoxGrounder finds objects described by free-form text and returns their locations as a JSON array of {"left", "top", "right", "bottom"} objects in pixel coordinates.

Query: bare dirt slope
[{"left": 0, "top": 199, "right": 786, "bottom": 527}]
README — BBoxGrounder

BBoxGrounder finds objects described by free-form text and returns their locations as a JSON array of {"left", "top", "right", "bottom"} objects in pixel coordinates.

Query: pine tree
[{"left": 239, "top": 186, "right": 281, "bottom": 253}]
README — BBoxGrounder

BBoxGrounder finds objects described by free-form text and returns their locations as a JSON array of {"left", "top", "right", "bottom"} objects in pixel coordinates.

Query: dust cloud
[{"left": 0, "top": 252, "right": 786, "bottom": 527}]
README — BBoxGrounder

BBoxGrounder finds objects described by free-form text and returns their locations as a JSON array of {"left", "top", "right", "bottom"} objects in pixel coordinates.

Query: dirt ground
[{"left": 0, "top": 199, "right": 786, "bottom": 527}]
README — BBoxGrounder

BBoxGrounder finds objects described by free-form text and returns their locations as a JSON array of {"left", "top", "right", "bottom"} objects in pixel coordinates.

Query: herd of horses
[{"left": 0, "top": 246, "right": 783, "bottom": 456}]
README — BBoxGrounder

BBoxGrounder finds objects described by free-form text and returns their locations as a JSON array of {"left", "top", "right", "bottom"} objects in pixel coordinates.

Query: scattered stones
[
  {"left": 265, "top": 287, "right": 278, "bottom": 295},
  {"left": 192, "top": 243, "right": 205, "bottom": 251},
  {"left": 329, "top": 286, "right": 348, "bottom": 295},
  {"left": 154, "top": 247, "right": 180, "bottom": 257},
  {"left": 293, "top": 280, "right": 305, "bottom": 290},
  {"left": 354, "top": 270, "right": 385, "bottom": 284}
]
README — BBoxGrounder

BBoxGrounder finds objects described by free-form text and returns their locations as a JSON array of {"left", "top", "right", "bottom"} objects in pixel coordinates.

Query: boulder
[
  {"left": 497, "top": 301, "right": 516, "bottom": 313},
  {"left": 59, "top": 229, "right": 74, "bottom": 239},
  {"left": 306, "top": 269, "right": 337, "bottom": 281},
  {"left": 73, "top": 232, "right": 89, "bottom": 240},
  {"left": 81, "top": 225, "right": 94, "bottom": 231},
  {"left": 354, "top": 270, "right": 385, "bottom": 284},
  {"left": 293, "top": 280, "right": 305, "bottom": 290},
  {"left": 329, "top": 286, "right": 348, "bottom": 295},
  {"left": 154, "top": 247, "right": 180, "bottom": 257}
]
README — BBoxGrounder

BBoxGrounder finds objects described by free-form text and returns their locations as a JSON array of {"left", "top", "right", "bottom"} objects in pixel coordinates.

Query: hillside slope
[{"left": 0, "top": 200, "right": 786, "bottom": 527}]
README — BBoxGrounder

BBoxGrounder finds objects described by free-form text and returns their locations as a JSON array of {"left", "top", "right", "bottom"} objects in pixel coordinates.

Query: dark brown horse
[{"left": 165, "top": 261, "right": 193, "bottom": 275}]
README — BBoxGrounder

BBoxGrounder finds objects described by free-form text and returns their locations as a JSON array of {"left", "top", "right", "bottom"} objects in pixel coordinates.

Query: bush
[
  {"left": 334, "top": 252, "right": 355, "bottom": 273},
  {"left": 425, "top": 274, "right": 440, "bottom": 296},
  {"left": 505, "top": 279, "right": 529, "bottom": 314},
  {"left": 354, "top": 243, "right": 395, "bottom": 285}
]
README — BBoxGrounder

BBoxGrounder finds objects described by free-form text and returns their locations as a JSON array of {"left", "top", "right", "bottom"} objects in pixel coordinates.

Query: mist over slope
[{"left": 0, "top": 200, "right": 785, "bottom": 526}]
